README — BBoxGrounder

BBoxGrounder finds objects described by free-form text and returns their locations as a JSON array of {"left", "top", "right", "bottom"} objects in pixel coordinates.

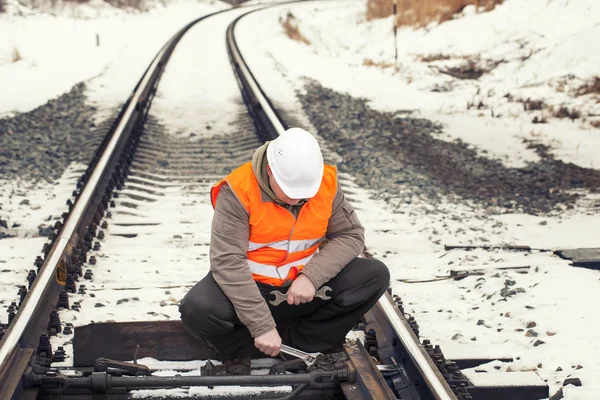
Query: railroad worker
[{"left": 179, "top": 127, "right": 390, "bottom": 374}]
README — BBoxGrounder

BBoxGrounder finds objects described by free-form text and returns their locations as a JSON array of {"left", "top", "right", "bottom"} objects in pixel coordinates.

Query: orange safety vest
[{"left": 211, "top": 162, "right": 337, "bottom": 286}]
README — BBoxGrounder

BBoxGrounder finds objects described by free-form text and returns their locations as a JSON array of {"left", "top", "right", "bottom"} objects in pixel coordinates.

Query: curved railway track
[{"left": 0, "top": 3, "right": 547, "bottom": 400}]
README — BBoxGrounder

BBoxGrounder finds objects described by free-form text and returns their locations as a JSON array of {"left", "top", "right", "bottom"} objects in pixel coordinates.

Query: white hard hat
[{"left": 266, "top": 128, "right": 324, "bottom": 199}]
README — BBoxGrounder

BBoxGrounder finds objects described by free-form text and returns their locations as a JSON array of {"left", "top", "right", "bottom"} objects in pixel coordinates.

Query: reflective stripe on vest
[
  {"left": 247, "top": 253, "right": 315, "bottom": 280},
  {"left": 248, "top": 237, "right": 325, "bottom": 252}
]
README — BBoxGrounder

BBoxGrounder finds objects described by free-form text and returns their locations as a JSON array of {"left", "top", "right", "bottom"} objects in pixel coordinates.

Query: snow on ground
[
  {"left": 148, "top": 5, "right": 262, "bottom": 138},
  {"left": 0, "top": 163, "right": 87, "bottom": 310},
  {"left": 1, "top": 0, "right": 600, "bottom": 399},
  {"left": 0, "top": 0, "right": 230, "bottom": 300},
  {"left": 236, "top": 1, "right": 600, "bottom": 398},
  {"left": 238, "top": 0, "right": 600, "bottom": 170},
  {"left": 0, "top": 0, "right": 230, "bottom": 119}
]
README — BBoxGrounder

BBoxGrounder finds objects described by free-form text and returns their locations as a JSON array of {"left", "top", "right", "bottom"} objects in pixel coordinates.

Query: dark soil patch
[
  {"left": 0, "top": 83, "right": 100, "bottom": 182},
  {"left": 298, "top": 80, "right": 600, "bottom": 214}
]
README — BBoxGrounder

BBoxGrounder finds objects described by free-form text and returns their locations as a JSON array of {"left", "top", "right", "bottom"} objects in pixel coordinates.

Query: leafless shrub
[
  {"left": 367, "top": 0, "right": 504, "bottom": 27},
  {"left": 440, "top": 60, "right": 486, "bottom": 80},
  {"left": 532, "top": 115, "right": 547, "bottom": 124},
  {"left": 575, "top": 76, "right": 600, "bottom": 97},
  {"left": 590, "top": 120, "right": 600, "bottom": 129},
  {"left": 552, "top": 106, "right": 581, "bottom": 121},
  {"left": 516, "top": 98, "right": 545, "bottom": 111},
  {"left": 0, "top": 0, "right": 6, "bottom": 13},
  {"left": 467, "top": 100, "right": 486, "bottom": 110},
  {"left": 280, "top": 12, "right": 310, "bottom": 45}
]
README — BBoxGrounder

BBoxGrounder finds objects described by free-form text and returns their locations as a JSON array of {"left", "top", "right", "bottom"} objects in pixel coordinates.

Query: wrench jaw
[
  {"left": 269, "top": 286, "right": 333, "bottom": 306},
  {"left": 305, "top": 353, "right": 326, "bottom": 371},
  {"left": 268, "top": 291, "right": 286, "bottom": 306},
  {"left": 315, "top": 286, "right": 332, "bottom": 301}
]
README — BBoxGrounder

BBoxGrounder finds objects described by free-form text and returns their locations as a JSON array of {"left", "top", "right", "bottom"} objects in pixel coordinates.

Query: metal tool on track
[
  {"left": 279, "top": 345, "right": 325, "bottom": 370},
  {"left": 269, "top": 286, "right": 332, "bottom": 306}
]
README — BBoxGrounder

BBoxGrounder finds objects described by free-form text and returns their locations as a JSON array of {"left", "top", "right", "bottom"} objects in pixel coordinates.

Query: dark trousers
[{"left": 179, "top": 258, "right": 390, "bottom": 359}]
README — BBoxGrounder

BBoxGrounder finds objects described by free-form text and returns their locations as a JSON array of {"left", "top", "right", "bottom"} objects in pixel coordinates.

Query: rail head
[
  {"left": 228, "top": 5, "right": 457, "bottom": 400},
  {"left": 377, "top": 293, "right": 457, "bottom": 400},
  {"left": 0, "top": 8, "right": 234, "bottom": 399}
]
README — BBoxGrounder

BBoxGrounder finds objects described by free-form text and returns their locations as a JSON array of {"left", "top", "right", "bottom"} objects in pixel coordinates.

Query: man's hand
[
  {"left": 254, "top": 328, "right": 282, "bottom": 357},
  {"left": 286, "top": 274, "right": 316, "bottom": 305}
]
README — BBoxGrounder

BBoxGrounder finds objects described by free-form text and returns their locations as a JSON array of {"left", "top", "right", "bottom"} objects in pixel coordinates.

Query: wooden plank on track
[
  {"left": 555, "top": 248, "right": 600, "bottom": 269},
  {"left": 464, "top": 370, "right": 549, "bottom": 400},
  {"left": 73, "top": 320, "right": 219, "bottom": 367}
]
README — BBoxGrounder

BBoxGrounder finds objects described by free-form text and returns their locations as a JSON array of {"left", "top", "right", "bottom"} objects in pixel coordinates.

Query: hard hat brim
[{"left": 267, "top": 142, "right": 323, "bottom": 199}]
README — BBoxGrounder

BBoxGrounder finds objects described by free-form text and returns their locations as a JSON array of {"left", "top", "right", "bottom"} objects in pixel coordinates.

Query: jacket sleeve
[
  {"left": 210, "top": 184, "right": 276, "bottom": 338},
  {"left": 299, "top": 181, "right": 365, "bottom": 288}
]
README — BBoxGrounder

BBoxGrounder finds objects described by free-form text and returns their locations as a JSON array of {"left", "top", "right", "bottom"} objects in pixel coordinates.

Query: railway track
[{"left": 0, "top": 3, "right": 549, "bottom": 400}]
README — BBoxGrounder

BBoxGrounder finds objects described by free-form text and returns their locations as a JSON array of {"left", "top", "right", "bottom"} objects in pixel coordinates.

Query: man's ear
[{"left": 266, "top": 164, "right": 272, "bottom": 177}]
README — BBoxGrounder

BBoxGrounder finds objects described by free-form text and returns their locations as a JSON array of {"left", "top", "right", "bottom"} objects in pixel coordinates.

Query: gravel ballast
[
  {"left": 298, "top": 80, "right": 600, "bottom": 215},
  {"left": 0, "top": 83, "right": 103, "bottom": 183}
]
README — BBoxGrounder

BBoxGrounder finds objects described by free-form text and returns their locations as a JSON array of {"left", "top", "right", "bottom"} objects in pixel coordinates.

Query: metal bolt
[
  {"left": 48, "top": 311, "right": 61, "bottom": 336},
  {"left": 37, "top": 333, "right": 52, "bottom": 361},
  {"left": 57, "top": 291, "right": 69, "bottom": 310},
  {"left": 65, "top": 274, "right": 76, "bottom": 293},
  {"left": 27, "top": 270, "right": 37, "bottom": 289},
  {"left": 458, "top": 383, "right": 469, "bottom": 394},
  {"left": 18, "top": 286, "right": 27, "bottom": 306},
  {"left": 52, "top": 347, "right": 66, "bottom": 362},
  {"left": 34, "top": 256, "right": 44, "bottom": 271},
  {"left": 8, "top": 302, "right": 18, "bottom": 313},
  {"left": 63, "top": 323, "right": 73, "bottom": 335}
]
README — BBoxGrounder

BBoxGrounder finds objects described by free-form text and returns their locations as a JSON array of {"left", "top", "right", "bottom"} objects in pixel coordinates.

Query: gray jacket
[{"left": 210, "top": 142, "right": 365, "bottom": 338}]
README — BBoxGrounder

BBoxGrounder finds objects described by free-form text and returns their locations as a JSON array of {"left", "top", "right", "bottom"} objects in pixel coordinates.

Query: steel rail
[
  {"left": 227, "top": 4, "right": 457, "bottom": 400},
  {"left": 0, "top": 7, "right": 236, "bottom": 400},
  {"left": 377, "top": 294, "right": 455, "bottom": 400}
]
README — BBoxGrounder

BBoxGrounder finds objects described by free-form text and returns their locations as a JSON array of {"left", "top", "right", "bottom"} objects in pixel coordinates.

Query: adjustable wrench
[
  {"left": 269, "top": 286, "right": 332, "bottom": 306},
  {"left": 279, "top": 345, "right": 325, "bottom": 370}
]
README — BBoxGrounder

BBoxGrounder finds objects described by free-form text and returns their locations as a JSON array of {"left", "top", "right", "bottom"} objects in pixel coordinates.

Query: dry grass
[
  {"left": 363, "top": 58, "right": 396, "bottom": 69},
  {"left": 416, "top": 53, "right": 452, "bottom": 62},
  {"left": 11, "top": 48, "right": 22, "bottom": 63},
  {"left": 367, "top": 0, "right": 504, "bottom": 27},
  {"left": 280, "top": 12, "right": 310, "bottom": 45}
]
